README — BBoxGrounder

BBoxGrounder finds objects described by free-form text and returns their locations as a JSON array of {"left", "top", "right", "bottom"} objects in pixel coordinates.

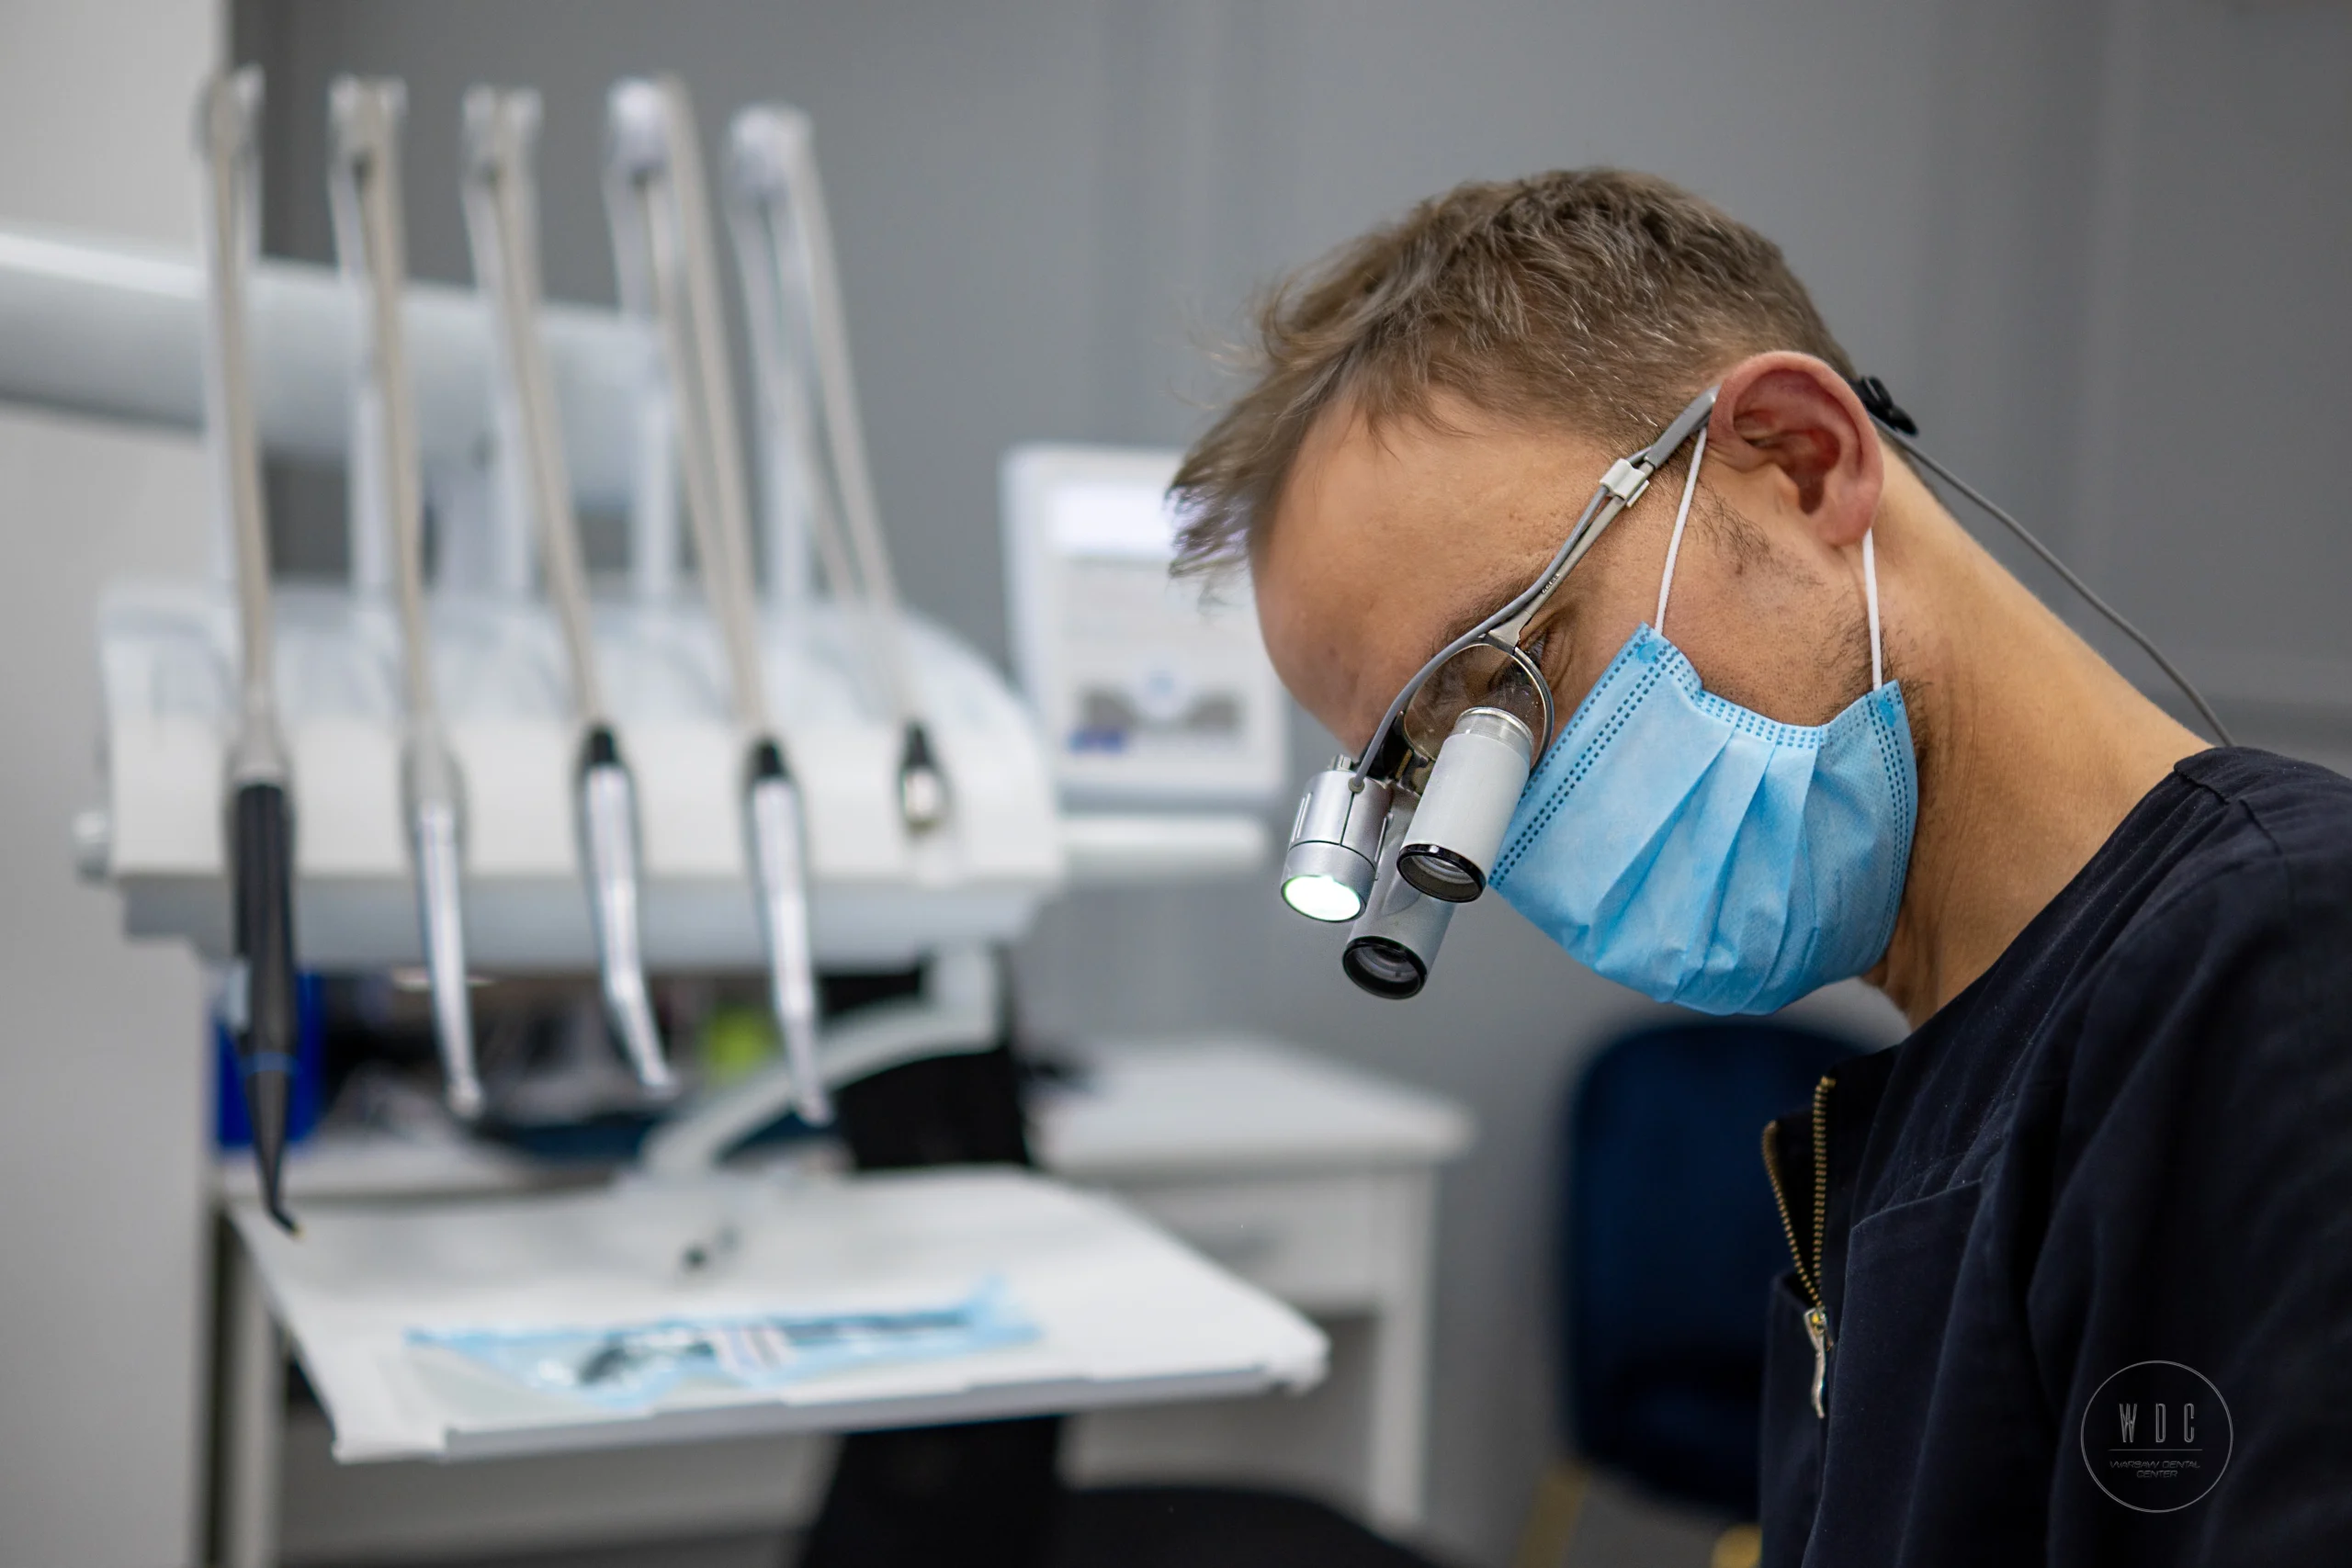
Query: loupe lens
[
  {"left": 1341, "top": 796, "right": 1454, "bottom": 998},
  {"left": 1341, "top": 936, "right": 1427, "bottom": 998},
  {"left": 1394, "top": 847, "right": 1484, "bottom": 901},
  {"left": 1396, "top": 706, "right": 1537, "bottom": 903}
]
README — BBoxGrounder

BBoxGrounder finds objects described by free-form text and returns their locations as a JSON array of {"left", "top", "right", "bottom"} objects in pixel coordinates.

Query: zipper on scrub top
[{"left": 1763, "top": 1073, "right": 1837, "bottom": 1417}]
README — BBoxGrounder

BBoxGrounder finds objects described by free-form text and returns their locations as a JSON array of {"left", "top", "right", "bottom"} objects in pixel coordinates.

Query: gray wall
[{"left": 0, "top": 5, "right": 215, "bottom": 1566}]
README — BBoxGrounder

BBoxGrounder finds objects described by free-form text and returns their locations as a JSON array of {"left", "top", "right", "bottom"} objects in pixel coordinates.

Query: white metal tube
[
  {"left": 608, "top": 77, "right": 767, "bottom": 730},
  {"left": 751, "top": 108, "right": 915, "bottom": 718},
  {"left": 723, "top": 120, "right": 848, "bottom": 611},
  {"left": 331, "top": 80, "right": 436, "bottom": 728},
  {"left": 198, "top": 72, "right": 282, "bottom": 779},
  {"left": 0, "top": 225, "right": 651, "bottom": 513}
]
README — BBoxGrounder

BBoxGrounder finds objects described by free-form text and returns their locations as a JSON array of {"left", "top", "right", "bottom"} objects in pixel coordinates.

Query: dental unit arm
[
  {"left": 724, "top": 105, "right": 947, "bottom": 837},
  {"left": 460, "top": 85, "right": 671, "bottom": 1097},
  {"left": 605, "top": 77, "right": 829, "bottom": 1125},
  {"left": 199, "top": 66, "right": 300, "bottom": 1232},
  {"left": 328, "top": 79, "right": 485, "bottom": 1120}
]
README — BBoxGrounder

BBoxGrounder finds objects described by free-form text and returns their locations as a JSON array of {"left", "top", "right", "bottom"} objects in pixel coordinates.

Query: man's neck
[{"left": 1868, "top": 488, "right": 2207, "bottom": 1028}]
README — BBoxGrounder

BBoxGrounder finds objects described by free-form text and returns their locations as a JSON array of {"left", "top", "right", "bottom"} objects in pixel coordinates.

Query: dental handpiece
[
  {"left": 724, "top": 107, "right": 946, "bottom": 836},
  {"left": 329, "top": 79, "right": 483, "bottom": 1120},
  {"left": 198, "top": 68, "right": 300, "bottom": 1233},
  {"left": 607, "top": 77, "right": 831, "bottom": 1125},
  {"left": 461, "top": 87, "right": 671, "bottom": 1097}
]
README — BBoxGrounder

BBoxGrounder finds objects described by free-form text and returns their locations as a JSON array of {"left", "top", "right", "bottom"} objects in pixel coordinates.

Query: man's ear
[{"left": 1705, "top": 353, "right": 1883, "bottom": 547}]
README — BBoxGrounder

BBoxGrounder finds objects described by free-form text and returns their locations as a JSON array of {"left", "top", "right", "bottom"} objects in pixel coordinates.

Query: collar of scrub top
[{"left": 1346, "top": 385, "right": 1721, "bottom": 787}]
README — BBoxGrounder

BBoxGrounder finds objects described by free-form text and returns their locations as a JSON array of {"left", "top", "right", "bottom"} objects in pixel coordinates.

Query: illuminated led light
[{"left": 1282, "top": 872, "right": 1365, "bottom": 923}]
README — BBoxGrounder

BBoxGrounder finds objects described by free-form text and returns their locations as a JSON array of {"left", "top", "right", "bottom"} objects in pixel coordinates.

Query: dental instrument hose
[
  {"left": 461, "top": 87, "right": 669, "bottom": 1095},
  {"left": 200, "top": 68, "right": 300, "bottom": 1234},
  {"left": 611, "top": 77, "right": 830, "bottom": 1124},
  {"left": 332, "top": 80, "right": 484, "bottom": 1118},
  {"left": 771, "top": 121, "right": 945, "bottom": 832}
]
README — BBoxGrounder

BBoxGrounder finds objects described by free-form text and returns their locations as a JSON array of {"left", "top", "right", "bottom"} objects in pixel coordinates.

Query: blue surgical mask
[{"left": 1487, "top": 446, "right": 1917, "bottom": 1014}]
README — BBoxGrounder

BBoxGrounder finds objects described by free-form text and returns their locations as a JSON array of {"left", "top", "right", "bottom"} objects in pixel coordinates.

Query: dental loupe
[{"left": 1279, "top": 387, "right": 1719, "bottom": 998}]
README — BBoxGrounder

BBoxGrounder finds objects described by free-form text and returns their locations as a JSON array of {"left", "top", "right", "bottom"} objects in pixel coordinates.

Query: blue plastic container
[{"left": 213, "top": 970, "right": 327, "bottom": 1150}]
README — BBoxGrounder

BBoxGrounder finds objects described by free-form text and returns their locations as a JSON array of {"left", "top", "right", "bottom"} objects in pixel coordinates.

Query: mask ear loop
[
  {"left": 1653, "top": 423, "right": 1708, "bottom": 635},
  {"left": 1863, "top": 529, "right": 1884, "bottom": 689},
  {"left": 1652, "top": 423, "right": 1889, "bottom": 692}
]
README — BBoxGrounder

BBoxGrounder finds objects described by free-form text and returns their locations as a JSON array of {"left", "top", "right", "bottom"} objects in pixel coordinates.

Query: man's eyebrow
[{"left": 1419, "top": 561, "right": 1536, "bottom": 665}]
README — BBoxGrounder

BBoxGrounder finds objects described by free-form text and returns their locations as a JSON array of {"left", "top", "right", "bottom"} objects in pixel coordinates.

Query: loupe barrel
[
  {"left": 1397, "top": 707, "right": 1534, "bottom": 902},
  {"left": 1279, "top": 763, "right": 1391, "bottom": 922},
  {"left": 1343, "top": 801, "right": 1454, "bottom": 999}
]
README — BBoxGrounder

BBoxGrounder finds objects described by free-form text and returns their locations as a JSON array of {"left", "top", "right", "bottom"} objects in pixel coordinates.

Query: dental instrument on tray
[
  {"left": 724, "top": 105, "right": 948, "bottom": 835},
  {"left": 460, "top": 85, "right": 672, "bottom": 1097},
  {"left": 328, "top": 78, "right": 485, "bottom": 1119},
  {"left": 605, "top": 76, "right": 830, "bottom": 1125},
  {"left": 198, "top": 67, "right": 300, "bottom": 1232}
]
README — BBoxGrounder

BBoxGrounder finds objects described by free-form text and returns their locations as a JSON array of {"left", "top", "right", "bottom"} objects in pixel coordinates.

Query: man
[{"left": 1171, "top": 170, "right": 2352, "bottom": 1564}]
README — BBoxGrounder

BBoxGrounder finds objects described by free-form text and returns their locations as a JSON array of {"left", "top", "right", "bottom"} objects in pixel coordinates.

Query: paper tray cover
[{"left": 231, "top": 1168, "right": 1329, "bottom": 1462}]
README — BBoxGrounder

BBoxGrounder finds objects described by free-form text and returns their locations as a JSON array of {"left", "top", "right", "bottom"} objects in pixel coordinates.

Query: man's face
[{"left": 1254, "top": 391, "right": 1872, "bottom": 760}]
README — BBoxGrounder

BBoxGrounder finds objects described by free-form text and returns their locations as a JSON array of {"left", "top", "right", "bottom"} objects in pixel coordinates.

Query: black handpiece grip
[
  {"left": 581, "top": 722, "right": 622, "bottom": 773},
  {"left": 231, "top": 779, "right": 300, "bottom": 1233},
  {"left": 896, "top": 719, "right": 947, "bottom": 830}
]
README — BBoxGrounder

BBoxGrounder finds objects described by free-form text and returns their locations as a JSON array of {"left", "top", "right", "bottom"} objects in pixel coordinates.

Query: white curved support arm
[{"left": 637, "top": 945, "right": 999, "bottom": 1177}]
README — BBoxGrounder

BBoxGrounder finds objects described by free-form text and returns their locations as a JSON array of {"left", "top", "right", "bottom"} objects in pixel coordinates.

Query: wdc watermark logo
[{"left": 2079, "top": 1361, "right": 2233, "bottom": 1512}]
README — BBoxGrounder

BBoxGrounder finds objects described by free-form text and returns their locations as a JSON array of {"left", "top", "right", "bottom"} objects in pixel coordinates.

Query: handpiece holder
[
  {"left": 401, "top": 735, "right": 481, "bottom": 1117},
  {"left": 577, "top": 727, "right": 672, "bottom": 1094},
  {"left": 331, "top": 76, "right": 482, "bottom": 1119},
  {"left": 745, "top": 739, "right": 830, "bottom": 1124}
]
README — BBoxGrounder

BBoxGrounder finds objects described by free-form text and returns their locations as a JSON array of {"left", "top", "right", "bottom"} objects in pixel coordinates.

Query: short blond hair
[{"left": 1170, "top": 168, "right": 1854, "bottom": 575}]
